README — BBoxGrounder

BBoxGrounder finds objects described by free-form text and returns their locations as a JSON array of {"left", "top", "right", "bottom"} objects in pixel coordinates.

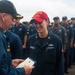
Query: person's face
[
  {"left": 71, "top": 20, "right": 75, "bottom": 24},
  {"left": 1, "top": 13, "right": 14, "bottom": 30},
  {"left": 34, "top": 20, "right": 48, "bottom": 33},
  {"left": 54, "top": 19, "right": 59, "bottom": 25},
  {"left": 62, "top": 20, "right": 67, "bottom": 24},
  {"left": 15, "top": 19, "right": 20, "bottom": 25}
]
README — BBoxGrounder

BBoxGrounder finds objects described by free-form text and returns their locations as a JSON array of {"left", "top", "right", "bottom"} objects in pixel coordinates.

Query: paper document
[{"left": 16, "top": 57, "right": 36, "bottom": 68}]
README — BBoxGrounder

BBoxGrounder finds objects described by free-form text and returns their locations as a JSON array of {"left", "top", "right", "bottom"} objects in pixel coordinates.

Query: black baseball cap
[
  {"left": 53, "top": 16, "right": 59, "bottom": 20},
  {"left": 15, "top": 14, "right": 23, "bottom": 19},
  {"left": 71, "top": 17, "right": 75, "bottom": 20},
  {"left": 62, "top": 16, "right": 67, "bottom": 20},
  {"left": 0, "top": 0, "right": 19, "bottom": 19}
]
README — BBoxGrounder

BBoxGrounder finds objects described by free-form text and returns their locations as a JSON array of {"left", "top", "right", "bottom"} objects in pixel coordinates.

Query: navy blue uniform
[
  {"left": 72, "top": 25, "right": 75, "bottom": 63},
  {"left": 49, "top": 25, "right": 67, "bottom": 45},
  {"left": 10, "top": 24, "right": 27, "bottom": 45},
  {"left": 5, "top": 30, "right": 22, "bottom": 59},
  {"left": 66, "top": 24, "right": 74, "bottom": 67},
  {"left": 65, "top": 24, "right": 74, "bottom": 44},
  {"left": 0, "top": 28, "right": 25, "bottom": 75},
  {"left": 26, "top": 32, "right": 64, "bottom": 75},
  {"left": 62, "top": 24, "right": 74, "bottom": 72}
]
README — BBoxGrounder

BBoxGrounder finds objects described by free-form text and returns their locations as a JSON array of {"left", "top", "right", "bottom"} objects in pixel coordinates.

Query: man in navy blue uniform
[
  {"left": 70, "top": 17, "right": 75, "bottom": 64},
  {"left": 26, "top": 11, "right": 64, "bottom": 75},
  {"left": 62, "top": 16, "right": 74, "bottom": 74},
  {"left": 0, "top": 0, "right": 34, "bottom": 75},
  {"left": 10, "top": 15, "right": 27, "bottom": 49},
  {"left": 49, "top": 16, "right": 68, "bottom": 53},
  {"left": 10, "top": 15, "right": 27, "bottom": 59}
]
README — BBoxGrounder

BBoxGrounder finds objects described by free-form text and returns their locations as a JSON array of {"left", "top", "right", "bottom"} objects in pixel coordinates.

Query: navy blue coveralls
[
  {"left": 10, "top": 23, "right": 27, "bottom": 45},
  {"left": 10, "top": 24, "right": 27, "bottom": 59},
  {"left": 65, "top": 24, "right": 74, "bottom": 66},
  {"left": 5, "top": 30, "right": 23, "bottom": 59},
  {"left": 0, "top": 28, "right": 25, "bottom": 75},
  {"left": 26, "top": 32, "right": 64, "bottom": 75},
  {"left": 72, "top": 25, "right": 75, "bottom": 63},
  {"left": 62, "top": 24, "right": 74, "bottom": 72}
]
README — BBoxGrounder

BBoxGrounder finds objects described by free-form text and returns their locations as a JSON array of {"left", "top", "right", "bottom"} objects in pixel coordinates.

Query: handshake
[{"left": 12, "top": 57, "right": 36, "bottom": 75}]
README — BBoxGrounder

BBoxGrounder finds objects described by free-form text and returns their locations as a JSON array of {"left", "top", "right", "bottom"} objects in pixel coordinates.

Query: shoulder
[
  {"left": 27, "top": 34, "right": 37, "bottom": 42},
  {"left": 20, "top": 23, "right": 26, "bottom": 27},
  {"left": 28, "top": 34, "right": 36, "bottom": 39},
  {"left": 60, "top": 25, "right": 66, "bottom": 32},
  {"left": 60, "top": 25, "right": 65, "bottom": 29},
  {"left": 49, "top": 32, "right": 62, "bottom": 42},
  {"left": 6, "top": 30, "right": 20, "bottom": 40}
]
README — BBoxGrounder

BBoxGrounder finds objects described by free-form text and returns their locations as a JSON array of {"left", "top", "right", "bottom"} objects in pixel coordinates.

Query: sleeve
[
  {"left": 25, "top": 37, "right": 31, "bottom": 58},
  {"left": 10, "top": 36, "right": 23, "bottom": 59},
  {"left": 55, "top": 37, "right": 64, "bottom": 75},
  {"left": 62, "top": 27, "right": 68, "bottom": 45},
  {"left": 70, "top": 26, "right": 74, "bottom": 38},
  {"left": 23, "top": 25, "right": 27, "bottom": 36},
  {"left": 0, "top": 38, "right": 25, "bottom": 75}
]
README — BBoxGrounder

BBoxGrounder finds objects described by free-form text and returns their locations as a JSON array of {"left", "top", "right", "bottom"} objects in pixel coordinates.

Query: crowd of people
[{"left": 0, "top": 0, "right": 75, "bottom": 75}]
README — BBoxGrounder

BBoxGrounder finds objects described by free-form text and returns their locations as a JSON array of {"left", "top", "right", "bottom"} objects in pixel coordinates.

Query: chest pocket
[
  {"left": 45, "top": 46, "right": 56, "bottom": 63},
  {"left": 57, "top": 29, "right": 62, "bottom": 36},
  {"left": 67, "top": 29, "right": 70, "bottom": 35},
  {"left": 29, "top": 46, "right": 38, "bottom": 58}
]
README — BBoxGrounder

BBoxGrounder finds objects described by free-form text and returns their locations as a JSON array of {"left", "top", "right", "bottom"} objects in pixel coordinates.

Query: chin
[{"left": 37, "top": 30, "right": 42, "bottom": 33}]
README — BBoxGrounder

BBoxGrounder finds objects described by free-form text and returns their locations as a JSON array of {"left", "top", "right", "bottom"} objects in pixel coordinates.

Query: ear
[
  {"left": 46, "top": 19, "right": 49, "bottom": 26},
  {"left": 1, "top": 13, "right": 6, "bottom": 22}
]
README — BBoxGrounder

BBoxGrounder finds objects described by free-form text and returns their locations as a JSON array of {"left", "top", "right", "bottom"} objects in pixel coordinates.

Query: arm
[
  {"left": 22, "top": 35, "right": 27, "bottom": 49},
  {"left": 70, "top": 27, "right": 74, "bottom": 48},
  {"left": 56, "top": 38, "right": 64, "bottom": 75},
  {"left": 22, "top": 25, "right": 27, "bottom": 49},
  {"left": 70, "top": 38, "right": 74, "bottom": 48},
  {"left": 0, "top": 36, "right": 34, "bottom": 75},
  {"left": 62, "top": 28, "right": 68, "bottom": 53}
]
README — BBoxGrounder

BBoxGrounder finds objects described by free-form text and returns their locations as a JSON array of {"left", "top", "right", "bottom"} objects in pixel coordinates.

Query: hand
[
  {"left": 74, "top": 43, "right": 75, "bottom": 47},
  {"left": 70, "top": 44, "right": 73, "bottom": 48},
  {"left": 23, "top": 65, "right": 35, "bottom": 75},
  {"left": 12, "top": 59, "right": 24, "bottom": 67},
  {"left": 22, "top": 44, "right": 26, "bottom": 49}
]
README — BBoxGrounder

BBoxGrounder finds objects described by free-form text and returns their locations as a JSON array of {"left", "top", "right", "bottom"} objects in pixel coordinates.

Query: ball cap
[
  {"left": 30, "top": 11, "right": 48, "bottom": 23},
  {"left": 15, "top": 14, "right": 23, "bottom": 19},
  {"left": 53, "top": 16, "right": 59, "bottom": 20},
  {"left": 0, "top": 0, "right": 19, "bottom": 19},
  {"left": 62, "top": 16, "right": 67, "bottom": 20},
  {"left": 71, "top": 17, "right": 75, "bottom": 20}
]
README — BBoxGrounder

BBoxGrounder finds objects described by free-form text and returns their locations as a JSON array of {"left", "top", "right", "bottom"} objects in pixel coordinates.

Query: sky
[{"left": 10, "top": 0, "right": 75, "bottom": 22}]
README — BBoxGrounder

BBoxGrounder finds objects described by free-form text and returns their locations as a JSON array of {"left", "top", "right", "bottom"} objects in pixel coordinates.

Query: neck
[
  {"left": 39, "top": 29, "right": 48, "bottom": 38},
  {"left": 62, "top": 23, "right": 66, "bottom": 27},
  {"left": 0, "top": 20, "right": 2, "bottom": 28},
  {"left": 0, "top": 20, "right": 4, "bottom": 30}
]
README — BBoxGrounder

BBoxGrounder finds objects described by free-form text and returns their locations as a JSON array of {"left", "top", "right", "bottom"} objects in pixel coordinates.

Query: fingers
[
  {"left": 31, "top": 66, "right": 35, "bottom": 69},
  {"left": 24, "top": 65, "right": 35, "bottom": 75},
  {"left": 12, "top": 59, "right": 24, "bottom": 67}
]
